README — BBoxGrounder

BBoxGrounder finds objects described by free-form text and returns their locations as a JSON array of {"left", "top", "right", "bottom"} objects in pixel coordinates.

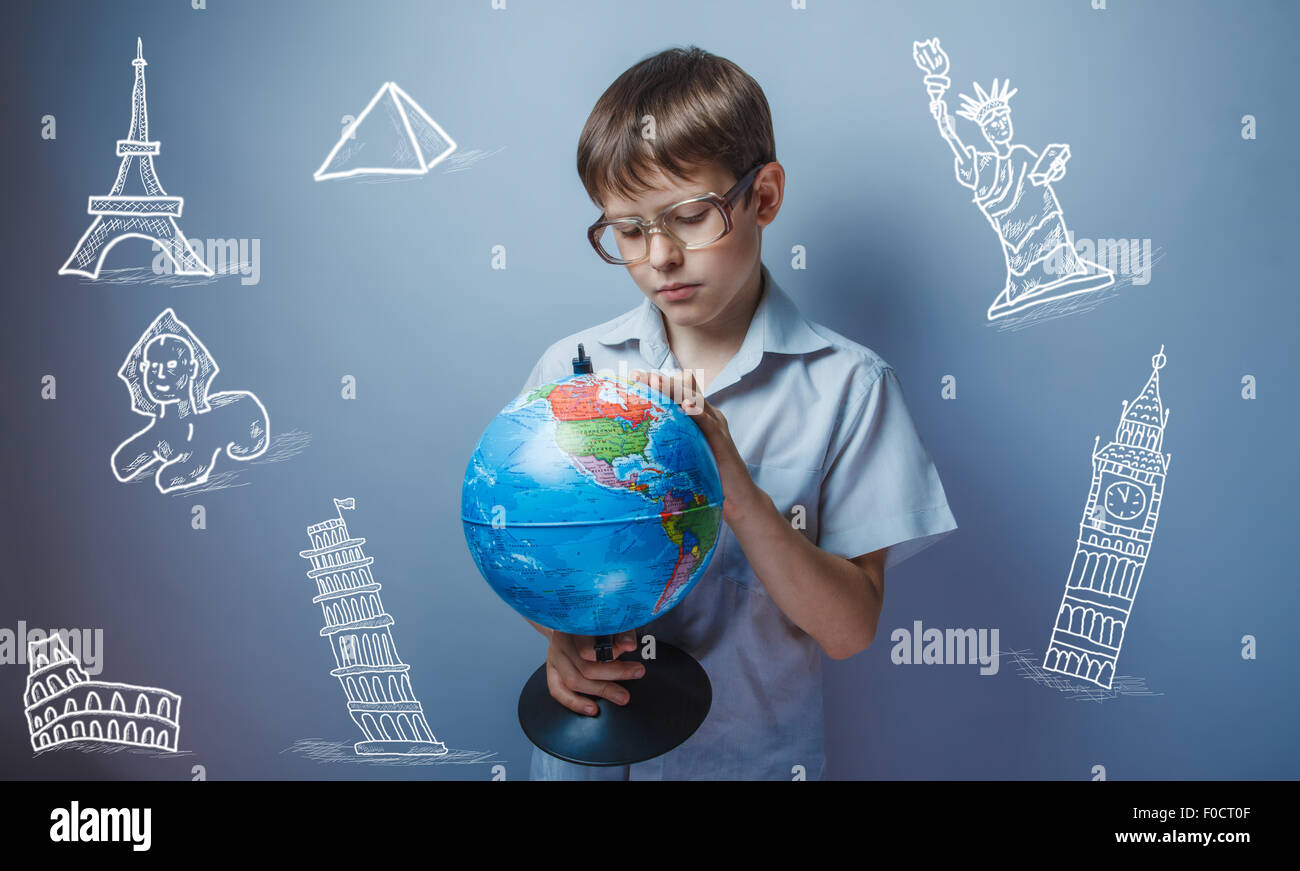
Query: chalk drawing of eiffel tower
[{"left": 60, "top": 38, "right": 212, "bottom": 279}]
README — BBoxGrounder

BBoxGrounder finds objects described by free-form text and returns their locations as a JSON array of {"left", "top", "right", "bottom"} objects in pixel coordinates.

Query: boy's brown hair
[{"left": 577, "top": 46, "right": 776, "bottom": 213}]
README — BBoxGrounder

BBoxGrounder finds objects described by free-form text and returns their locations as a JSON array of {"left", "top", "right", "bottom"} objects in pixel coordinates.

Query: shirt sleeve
[{"left": 816, "top": 365, "right": 958, "bottom": 572}]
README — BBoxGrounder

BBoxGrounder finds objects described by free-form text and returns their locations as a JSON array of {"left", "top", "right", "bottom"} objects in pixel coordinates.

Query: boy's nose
[{"left": 647, "top": 231, "right": 684, "bottom": 267}]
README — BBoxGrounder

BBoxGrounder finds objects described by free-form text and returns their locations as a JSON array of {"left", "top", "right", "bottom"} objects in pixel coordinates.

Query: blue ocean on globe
[{"left": 462, "top": 373, "right": 724, "bottom": 636}]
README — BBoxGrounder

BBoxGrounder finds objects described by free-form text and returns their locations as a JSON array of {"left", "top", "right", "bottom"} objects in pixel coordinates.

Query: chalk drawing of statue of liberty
[{"left": 913, "top": 38, "right": 1114, "bottom": 321}]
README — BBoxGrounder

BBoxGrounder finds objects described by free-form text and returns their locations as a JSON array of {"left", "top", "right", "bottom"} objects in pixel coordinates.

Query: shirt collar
[{"left": 596, "top": 263, "right": 831, "bottom": 390}]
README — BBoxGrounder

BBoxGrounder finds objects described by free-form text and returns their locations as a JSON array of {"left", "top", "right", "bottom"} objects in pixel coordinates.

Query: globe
[{"left": 462, "top": 372, "right": 724, "bottom": 637}]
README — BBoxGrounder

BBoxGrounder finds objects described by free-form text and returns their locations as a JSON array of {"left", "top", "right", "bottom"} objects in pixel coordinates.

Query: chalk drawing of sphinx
[{"left": 111, "top": 308, "right": 269, "bottom": 494}]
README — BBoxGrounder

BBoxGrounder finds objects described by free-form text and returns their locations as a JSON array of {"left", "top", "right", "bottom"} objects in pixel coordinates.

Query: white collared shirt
[{"left": 522, "top": 263, "right": 958, "bottom": 780}]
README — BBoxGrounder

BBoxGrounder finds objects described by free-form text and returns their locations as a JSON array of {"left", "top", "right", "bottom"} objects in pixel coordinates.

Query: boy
[{"left": 521, "top": 46, "right": 957, "bottom": 780}]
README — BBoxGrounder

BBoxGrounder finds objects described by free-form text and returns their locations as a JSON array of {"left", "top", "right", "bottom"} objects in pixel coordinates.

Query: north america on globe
[{"left": 462, "top": 373, "right": 724, "bottom": 637}]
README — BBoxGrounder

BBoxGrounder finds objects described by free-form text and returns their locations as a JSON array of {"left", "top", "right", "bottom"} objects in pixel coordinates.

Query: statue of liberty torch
[{"left": 912, "top": 38, "right": 1113, "bottom": 321}]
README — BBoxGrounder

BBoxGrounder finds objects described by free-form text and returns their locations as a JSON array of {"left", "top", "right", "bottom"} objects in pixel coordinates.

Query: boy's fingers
[
  {"left": 577, "top": 658, "right": 645, "bottom": 682},
  {"left": 567, "top": 634, "right": 641, "bottom": 677},
  {"left": 546, "top": 661, "right": 601, "bottom": 715},
  {"left": 677, "top": 371, "right": 707, "bottom": 416},
  {"left": 565, "top": 633, "right": 596, "bottom": 662},
  {"left": 633, "top": 369, "right": 710, "bottom": 419},
  {"left": 553, "top": 658, "right": 634, "bottom": 706},
  {"left": 543, "top": 663, "right": 598, "bottom": 717},
  {"left": 546, "top": 635, "right": 642, "bottom": 714},
  {"left": 553, "top": 652, "right": 625, "bottom": 697},
  {"left": 570, "top": 671, "right": 629, "bottom": 703}
]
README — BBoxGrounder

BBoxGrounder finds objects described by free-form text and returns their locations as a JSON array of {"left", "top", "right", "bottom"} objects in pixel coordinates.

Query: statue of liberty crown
[{"left": 956, "top": 78, "right": 1018, "bottom": 126}]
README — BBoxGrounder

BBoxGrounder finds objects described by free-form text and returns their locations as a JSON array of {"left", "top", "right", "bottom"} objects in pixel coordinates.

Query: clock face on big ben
[{"left": 1104, "top": 479, "right": 1148, "bottom": 522}]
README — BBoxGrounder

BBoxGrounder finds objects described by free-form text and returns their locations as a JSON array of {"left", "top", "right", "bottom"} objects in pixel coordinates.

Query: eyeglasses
[{"left": 587, "top": 161, "right": 767, "bottom": 265}]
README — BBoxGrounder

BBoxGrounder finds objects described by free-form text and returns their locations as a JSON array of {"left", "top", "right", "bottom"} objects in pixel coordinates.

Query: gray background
[{"left": 1, "top": 0, "right": 1295, "bottom": 779}]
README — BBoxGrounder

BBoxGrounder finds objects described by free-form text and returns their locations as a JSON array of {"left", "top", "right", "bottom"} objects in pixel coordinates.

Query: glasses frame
[{"left": 587, "top": 161, "right": 768, "bottom": 265}]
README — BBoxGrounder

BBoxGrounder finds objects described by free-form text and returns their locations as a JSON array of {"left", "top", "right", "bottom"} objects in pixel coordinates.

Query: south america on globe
[{"left": 462, "top": 372, "right": 724, "bottom": 637}]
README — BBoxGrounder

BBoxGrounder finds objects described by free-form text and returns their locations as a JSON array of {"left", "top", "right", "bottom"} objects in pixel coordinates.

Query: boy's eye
[
  {"left": 616, "top": 225, "right": 643, "bottom": 238},
  {"left": 672, "top": 209, "right": 708, "bottom": 224}
]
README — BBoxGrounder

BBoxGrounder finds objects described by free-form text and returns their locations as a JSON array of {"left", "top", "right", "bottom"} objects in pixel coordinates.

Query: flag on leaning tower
[{"left": 1043, "top": 346, "right": 1172, "bottom": 690}]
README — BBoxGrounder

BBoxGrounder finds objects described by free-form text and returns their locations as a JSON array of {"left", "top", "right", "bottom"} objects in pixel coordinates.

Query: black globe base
[{"left": 518, "top": 641, "right": 711, "bottom": 767}]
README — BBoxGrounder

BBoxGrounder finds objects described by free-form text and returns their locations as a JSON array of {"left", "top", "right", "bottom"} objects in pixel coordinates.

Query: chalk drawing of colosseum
[{"left": 24, "top": 635, "right": 181, "bottom": 753}]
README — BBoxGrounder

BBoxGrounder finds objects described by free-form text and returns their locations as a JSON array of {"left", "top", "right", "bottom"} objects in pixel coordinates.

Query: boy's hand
[
  {"left": 630, "top": 368, "right": 763, "bottom": 523},
  {"left": 545, "top": 630, "right": 642, "bottom": 716}
]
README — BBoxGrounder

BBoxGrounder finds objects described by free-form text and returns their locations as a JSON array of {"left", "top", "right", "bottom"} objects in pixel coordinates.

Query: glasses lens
[
  {"left": 595, "top": 221, "right": 645, "bottom": 263},
  {"left": 594, "top": 201, "right": 728, "bottom": 263},
  {"left": 665, "top": 200, "right": 727, "bottom": 246}
]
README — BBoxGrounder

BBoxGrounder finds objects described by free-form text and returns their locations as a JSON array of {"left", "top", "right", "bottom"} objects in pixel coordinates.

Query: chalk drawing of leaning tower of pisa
[
  {"left": 1043, "top": 346, "right": 1172, "bottom": 689},
  {"left": 299, "top": 498, "right": 447, "bottom": 756}
]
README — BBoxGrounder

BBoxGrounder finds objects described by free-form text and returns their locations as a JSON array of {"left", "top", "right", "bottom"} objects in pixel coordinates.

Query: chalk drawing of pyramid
[{"left": 314, "top": 82, "right": 457, "bottom": 181}]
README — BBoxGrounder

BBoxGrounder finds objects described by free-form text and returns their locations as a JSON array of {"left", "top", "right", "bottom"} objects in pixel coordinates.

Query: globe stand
[{"left": 517, "top": 639, "right": 712, "bottom": 767}]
